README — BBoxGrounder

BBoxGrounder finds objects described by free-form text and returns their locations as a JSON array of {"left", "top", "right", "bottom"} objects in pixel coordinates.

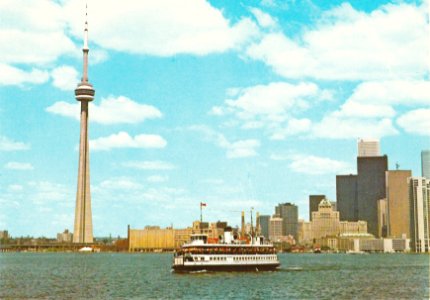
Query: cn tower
[{"left": 73, "top": 9, "right": 95, "bottom": 244}]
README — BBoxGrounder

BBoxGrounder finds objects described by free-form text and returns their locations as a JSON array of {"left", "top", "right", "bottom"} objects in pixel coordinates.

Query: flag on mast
[{"left": 200, "top": 202, "right": 207, "bottom": 207}]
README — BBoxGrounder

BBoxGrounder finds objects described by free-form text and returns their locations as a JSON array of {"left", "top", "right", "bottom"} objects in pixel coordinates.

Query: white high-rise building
[
  {"left": 269, "top": 217, "right": 283, "bottom": 242},
  {"left": 357, "top": 139, "right": 380, "bottom": 157},
  {"left": 409, "top": 177, "right": 430, "bottom": 253},
  {"left": 422, "top": 150, "right": 430, "bottom": 178}
]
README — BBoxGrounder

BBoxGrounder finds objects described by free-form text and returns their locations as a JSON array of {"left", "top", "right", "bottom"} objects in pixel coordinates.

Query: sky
[{"left": 0, "top": 0, "right": 429, "bottom": 238}]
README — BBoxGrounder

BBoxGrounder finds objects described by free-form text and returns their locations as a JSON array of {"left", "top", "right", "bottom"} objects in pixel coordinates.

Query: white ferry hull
[{"left": 173, "top": 262, "right": 280, "bottom": 272}]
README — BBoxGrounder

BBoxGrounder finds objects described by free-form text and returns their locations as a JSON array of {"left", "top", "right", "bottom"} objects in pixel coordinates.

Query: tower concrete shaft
[{"left": 73, "top": 13, "right": 95, "bottom": 244}]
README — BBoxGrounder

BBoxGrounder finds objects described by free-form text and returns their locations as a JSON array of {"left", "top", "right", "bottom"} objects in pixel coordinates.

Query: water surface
[{"left": 0, "top": 253, "right": 428, "bottom": 299}]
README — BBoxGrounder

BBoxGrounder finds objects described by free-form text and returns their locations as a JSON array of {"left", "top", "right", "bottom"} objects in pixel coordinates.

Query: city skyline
[{"left": 0, "top": 0, "right": 429, "bottom": 237}]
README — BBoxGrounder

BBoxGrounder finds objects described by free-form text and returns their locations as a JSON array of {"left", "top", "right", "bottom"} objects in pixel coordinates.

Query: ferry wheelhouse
[{"left": 172, "top": 230, "right": 280, "bottom": 272}]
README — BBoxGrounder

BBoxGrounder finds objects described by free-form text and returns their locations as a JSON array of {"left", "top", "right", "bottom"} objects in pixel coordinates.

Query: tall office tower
[
  {"left": 377, "top": 198, "right": 387, "bottom": 238},
  {"left": 357, "top": 156, "right": 388, "bottom": 237},
  {"left": 258, "top": 215, "right": 270, "bottom": 239},
  {"left": 73, "top": 13, "right": 95, "bottom": 243},
  {"left": 309, "top": 195, "right": 326, "bottom": 221},
  {"left": 386, "top": 170, "right": 412, "bottom": 238},
  {"left": 268, "top": 217, "right": 283, "bottom": 241},
  {"left": 409, "top": 177, "right": 430, "bottom": 253},
  {"left": 422, "top": 150, "right": 430, "bottom": 178},
  {"left": 337, "top": 155, "right": 388, "bottom": 237},
  {"left": 241, "top": 211, "right": 245, "bottom": 238},
  {"left": 336, "top": 175, "right": 358, "bottom": 221},
  {"left": 276, "top": 203, "right": 298, "bottom": 240},
  {"left": 357, "top": 139, "right": 380, "bottom": 157}
]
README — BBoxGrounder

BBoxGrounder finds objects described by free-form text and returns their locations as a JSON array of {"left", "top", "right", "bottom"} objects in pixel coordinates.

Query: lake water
[{"left": 0, "top": 253, "right": 428, "bottom": 299}]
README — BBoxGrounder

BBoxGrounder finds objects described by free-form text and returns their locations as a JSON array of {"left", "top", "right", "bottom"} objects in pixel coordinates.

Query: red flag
[{"left": 200, "top": 202, "right": 207, "bottom": 207}]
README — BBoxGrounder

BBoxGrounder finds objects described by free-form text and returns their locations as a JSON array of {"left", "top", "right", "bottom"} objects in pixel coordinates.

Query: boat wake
[
  {"left": 281, "top": 266, "right": 303, "bottom": 272},
  {"left": 189, "top": 269, "right": 208, "bottom": 274}
]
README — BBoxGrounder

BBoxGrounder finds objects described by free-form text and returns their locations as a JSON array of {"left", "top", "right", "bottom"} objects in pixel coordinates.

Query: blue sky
[{"left": 0, "top": 0, "right": 429, "bottom": 237}]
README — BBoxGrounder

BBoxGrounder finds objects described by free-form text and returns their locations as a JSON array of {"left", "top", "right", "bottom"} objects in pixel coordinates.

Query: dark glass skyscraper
[
  {"left": 276, "top": 203, "right": 298, "bottom": 240},
  {"left": 337, "top": 156, "right": 388, "bottom": 237}
]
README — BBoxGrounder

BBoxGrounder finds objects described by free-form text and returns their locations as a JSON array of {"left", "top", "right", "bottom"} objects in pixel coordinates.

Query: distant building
[
  {"left": 0, "top": 230, "right": 9, "bottom": 240},
  {"left": 241, "top": 211, "right": 246, "bottom": 238},
  {"left": 336, "top": 174, "right": 358, "bottom": 221},
  {"left": 377, "top": 198, "right": 388, "bottom": 238},
  {"left": 57, "top": 229, "right": 73, "bottom": 243},
  {"left": 386, "top": 170, "right": 412, "bottom": 238},
  {"left": 337, "top": 154, "right": 388, "bottom": 237},
  {"left": 297, "top": 220, "right": 312, "bottom": 244},
  {"left": 258, "top": 215, "right": 270, "bottom": 239},
  {"left": 128, "top": 220, "right": 229, "bottom": 251},
  {"left": 311, "top": 199, "right": 340, "bottom": 240},
  {"left": 269, "top": 217, "right": 283, "bottom": 241},
  {"left": 299, "top": 199, "right": 368, "bottom": 245},
  {"left": 275, "top": 203, "right": 298, "bottom": 240},
  {"left": 357, "top": 156, "right": 388, "bottom": 237},
  {"left": 357, "top": 139, "right": 380, "bottom": 157},
  {"left": 422, "top": 150, "right": 430, "bottom": 178},
  {"left": 309, "top": 195, "right": 325, "bottom": 221},
  {"left": 330, "top": 201, "right": 337, "bottom": 211},
  {"left": 409, "top": 177, "right": 430, "bottom": 253}
]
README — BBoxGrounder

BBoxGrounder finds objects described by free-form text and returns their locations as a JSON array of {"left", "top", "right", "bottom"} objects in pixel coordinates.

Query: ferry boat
[{"left": 172, "top": 229, "right": 280, "bottom": 272}]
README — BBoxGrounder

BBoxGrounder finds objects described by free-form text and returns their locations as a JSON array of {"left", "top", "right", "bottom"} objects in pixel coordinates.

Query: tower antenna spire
[{"left": 82, "top": 3, "right": 89, "bottom": 81}]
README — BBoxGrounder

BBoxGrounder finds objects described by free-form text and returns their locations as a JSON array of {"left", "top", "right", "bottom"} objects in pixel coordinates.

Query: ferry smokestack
[
  {"left": 256, "top": 212, "right": 260, "bottom": 236},
  {"left": 241, "top": 211, "right": 245, "bottom": 238}
]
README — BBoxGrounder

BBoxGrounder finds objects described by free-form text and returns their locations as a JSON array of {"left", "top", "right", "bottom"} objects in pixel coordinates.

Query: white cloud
[
  {"left": 0, "top": 136, "right": 30, "bottom": 151},
  {"left": 0, "top": 64, "right": 49, "bottom": 86},
  {"left": 4, "top": 162, "right": 34, "bottom": 170},
  {"left": 397, "top": 109, "right": 430, "bottom": 136},
  {"left": 90, "top": 131, "right": 167, "bottom": 151},
  {"left": 347, "top": 80, "right": 430, "bottom": 106},
  {"left": 336, "top": 101, "right": 396, "bottom": 119},
  {"left": 99, "top": 178, "right": 143, "bottom": 190},
  {"left": 147, "top": 175, "right": 169, "bottom": 183},
  {"left": 27, "top": 181, "right": 71, "bottom": 204},
  {"left": 281, "top": 154, "right": 353, "bottom": 175},
  {"left": 0, "top": 1, "right": 76, "bottom": 65},
  {"left": 246, "top": 3, "right": 428, "bottom": 80},
  {"left": 227, "top": 139, "right": 261, "bottom": 159},
  {"left": 64, "top": 0, "right": 259, "bottom": 56},
  {"left": 46, "top": 95, "right": 162, "bottom": 125},
  {"left": 225, "top": 82, "right": 320, "bottom": 117},
  {"left": 250, "top": 8, "right": 277, "bottom": 28},
  {"left": 210, "top": 82, "right": 331, "bottom": 140},
  {"left": 188, "top": 125, "right": 261, "bottom": 159},
  {"left": 270, "top": 118, "right": 312, "bottom": 140},
  {"left": 51, "top": 65, "right": 79, "bottom": 91},
  {"left": 8, "top": 184, "right": 23, "bottom": 192},
  {"left": 312, "top": 116, "right": 398, "bottom": 139},
  {"left": 122, "top": 161, "right": 176, "bottom": 171}
]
